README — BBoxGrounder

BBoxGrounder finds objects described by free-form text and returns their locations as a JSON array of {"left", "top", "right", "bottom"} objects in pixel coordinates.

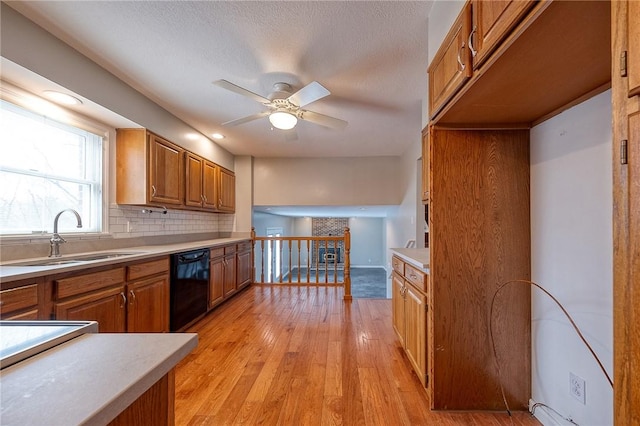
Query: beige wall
[{"left": 253, "top": 156, "right": 402, "bottom": 206}]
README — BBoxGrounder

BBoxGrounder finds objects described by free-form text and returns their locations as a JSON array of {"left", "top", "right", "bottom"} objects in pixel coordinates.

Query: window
[{"left": 0, "top": 99, "right": 104, "bottom": 235}]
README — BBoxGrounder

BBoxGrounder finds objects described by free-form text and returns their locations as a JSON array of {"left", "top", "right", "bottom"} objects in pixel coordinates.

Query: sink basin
[{"left": 7, "top": 252, "right": 140, "bottom": 267}]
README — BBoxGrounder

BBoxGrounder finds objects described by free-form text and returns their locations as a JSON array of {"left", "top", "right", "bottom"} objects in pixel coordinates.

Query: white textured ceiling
[{"left": 5, "top": 1, "right": 432, "bottom": 159}]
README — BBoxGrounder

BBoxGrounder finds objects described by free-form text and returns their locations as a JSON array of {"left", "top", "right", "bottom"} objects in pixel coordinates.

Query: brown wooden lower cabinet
[
  {"left": 108, "top": 370, "right": 175, "bottom": 426},
  {"left": 55, "top": 286, "right": 127, "bottom": 333},
  {"left": 0, "top": 283, "right": 40, "bottom": 320},
  {"left": 236, "top": 243, "right": 252, "bottom": 290},
  {"left": 223, "top": 252, "right": 237, "bottom": 298},
  {"left": 209, "top": 250, "right": 225, "bottom": 309},
  {"left": 391, "top": 257, "right": 428, "bottom": 388},
  {"left": 126, "top": 274, "right": 169, "bottom": 333},
  {"left": 54, "top": 258, "right": 169, "bottom": 333}
]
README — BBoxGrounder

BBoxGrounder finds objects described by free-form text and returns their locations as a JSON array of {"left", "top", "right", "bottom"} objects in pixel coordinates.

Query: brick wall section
[{"left": 312, "top": 218, "right": 347, "bottom": 264}]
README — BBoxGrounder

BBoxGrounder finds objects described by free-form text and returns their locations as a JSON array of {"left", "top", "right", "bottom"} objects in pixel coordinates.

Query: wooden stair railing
[{"left": 251, "top": 227, "right": 352, "bottom": 300}]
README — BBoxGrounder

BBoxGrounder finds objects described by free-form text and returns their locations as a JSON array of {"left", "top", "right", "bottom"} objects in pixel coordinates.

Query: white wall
[
  {"left": 348, "top": 217, "right": 384, "bottom": 267},
  {"left": 530, "top": 90, "right": 613, "bottom": 425}
]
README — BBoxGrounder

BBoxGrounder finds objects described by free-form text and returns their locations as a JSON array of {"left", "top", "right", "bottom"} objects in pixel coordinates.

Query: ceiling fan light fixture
[{"left": 269, "top": 111, "right": 297, "bottom": 130}]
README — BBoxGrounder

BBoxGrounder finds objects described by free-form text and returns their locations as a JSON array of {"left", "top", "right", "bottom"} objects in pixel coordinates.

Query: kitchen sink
[{"left": 7, "top": 252, "right": 141, "bottom": 267}]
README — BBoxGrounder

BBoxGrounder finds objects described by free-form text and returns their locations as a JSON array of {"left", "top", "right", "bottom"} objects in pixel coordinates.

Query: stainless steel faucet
[{"left": 49, "top": 209, "right": 83, "bottom": 257}]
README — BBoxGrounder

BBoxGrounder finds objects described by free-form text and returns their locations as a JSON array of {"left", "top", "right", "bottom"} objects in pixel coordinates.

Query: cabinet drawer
[
  {"left": 56, "top": 268, "right": 126, "bottom": 299},
  {"left": 0, "top": 284, "right": 38, "bottom": 314},
  {"left": 392, "top": 256, "right": 405, "bottom": 276},
  {"left": 405, "top": 263, "right": 427, "bottom": 293},
  {"left": 237, "top": 241, "right": 252, "bottom": 253},
  {"left": 210, "top": 247, "right": 225, "bottom": 258},
  {"left": 127, "top": 258, "right": 169, "bottom": 281},
  {"left": 224, "top": 245, "right": 236, "bottom": 255}
]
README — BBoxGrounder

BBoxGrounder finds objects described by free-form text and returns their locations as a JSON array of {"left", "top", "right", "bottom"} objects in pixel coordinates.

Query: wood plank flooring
[{"left": 175, "top": 285, "right": 540, "bottom": 425}]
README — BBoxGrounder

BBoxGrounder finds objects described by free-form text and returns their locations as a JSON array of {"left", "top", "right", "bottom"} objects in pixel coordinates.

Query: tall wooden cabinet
[
  {"left": 612, "top": 1, "right": 640, "bottom": 422},
  {"left": 424, "top": 0, "right": 613, "bottom": 412},
  {"left": 428, "top": 127, "right": 530, "bottom": 410}
]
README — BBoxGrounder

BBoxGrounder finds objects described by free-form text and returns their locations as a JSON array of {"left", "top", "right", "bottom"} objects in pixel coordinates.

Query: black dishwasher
[{"left": 170, "top": 249, "right": 210, "bottom": 331}]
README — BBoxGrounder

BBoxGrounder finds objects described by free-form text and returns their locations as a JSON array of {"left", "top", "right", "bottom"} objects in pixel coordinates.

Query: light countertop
[
  {"left": 0, "top": 237, "right": 250, "bottom": 283},
  {"left": 0, "top": 332, "right": 197, "bottom": 425},
  {"left": 391, "top": 248, "right": 430, "bottom": 272}
]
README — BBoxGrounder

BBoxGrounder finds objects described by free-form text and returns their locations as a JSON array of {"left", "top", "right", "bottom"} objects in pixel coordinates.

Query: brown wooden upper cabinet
[
  {"left": 185, "top": 152, "right": 218, "bottom": 210},
  {"left": 629, "top": 0, "right": 640, "bottom": 97},
  {"left": 428, "top": 2, "right": 472, "bottom": 119},
  {"left": 468, "top": 0, "right": 536, "bottom": 69},
  {"left": 117, "top": 129, "right": 184, "bottom": 207},
  {"left": 218, "top": 167, "right": 236, "bottom": 213},
  {"left": 117, "top": 128, "right": 235, "bottom": 213},
  {"left": 428, "top": 0, "right": 535, "bottom": 120}
]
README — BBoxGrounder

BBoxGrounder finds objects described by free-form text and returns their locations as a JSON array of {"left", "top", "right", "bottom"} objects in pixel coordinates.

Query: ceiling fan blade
[
  {"left": 213, "top": 80, "right": 271, "bottom": 104},
  {"left": 287, "top": 81, "right": 330, "bottom": 107},
  {"left": 301, "top": 110, "right": 348, "bottom": 130},
  {"left": 221, "top": 111, "right": 270, "bottom": 127}
]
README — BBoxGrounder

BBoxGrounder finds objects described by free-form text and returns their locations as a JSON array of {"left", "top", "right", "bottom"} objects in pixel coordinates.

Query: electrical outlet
[{"left": 570, "top": 372, "right": 586, "bottom": 404}]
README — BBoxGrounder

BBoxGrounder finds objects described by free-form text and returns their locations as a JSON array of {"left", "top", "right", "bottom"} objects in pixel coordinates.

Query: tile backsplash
[
  {"left": 0, "top": 204, "right": 236, "bottom": 261},
  {"left": 109, "top": 205, "right": 234, "bottom": 238}
]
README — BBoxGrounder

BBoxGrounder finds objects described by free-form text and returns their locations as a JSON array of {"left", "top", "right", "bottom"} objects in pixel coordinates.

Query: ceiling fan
[{"left": 212, "top": 79, "right": 348, "bottom": 131}]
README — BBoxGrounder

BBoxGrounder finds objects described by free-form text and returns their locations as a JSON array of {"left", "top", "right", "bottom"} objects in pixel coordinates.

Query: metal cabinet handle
[
  {"left": 468, "top": 25, "right": 477, "bottom": 58},
  {"left": 129, "top": 290, "right": 136, "bottom": 305},
  {"left": 457, "top": 42, "right": 466, "bottom": 71},
  {"left": 151, "top": 185, "right": 157, "bottom": 197},
  {"left": 119, "top": 292, "right": 126, "bottom": 308},
  {"left": 202, "top": 194, "right": 208, "bottom": 203}
]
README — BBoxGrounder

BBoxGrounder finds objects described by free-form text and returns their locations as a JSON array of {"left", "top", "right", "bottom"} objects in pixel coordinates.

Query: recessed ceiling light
[
  {"left": 212, "top": 133, "right": 225, "bottom": 140},
  {"left": 185, "top": 133, "right": 199, "bottom": 140},
  {"left": 42, "top": 90, "right": 83, "bottom": 105}
]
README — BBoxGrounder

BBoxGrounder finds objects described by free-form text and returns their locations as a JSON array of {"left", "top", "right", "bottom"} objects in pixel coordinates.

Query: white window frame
[{"left": 0, "top": 82, "right": 110, "bottom": 240}]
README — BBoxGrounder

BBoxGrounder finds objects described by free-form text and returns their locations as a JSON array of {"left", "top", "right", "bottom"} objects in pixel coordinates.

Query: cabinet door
[
  {"left": 237, "top": 249, "right": 252, "bottom": 289},
  {"left": 185, "top": 152, "right": 203, "bottom": 207},
  {"left": 209, "top": 256, "right": 225, "bottom": 309},
  {"left": 629, "top": 0, "right": 640, "bottom": 97},
  {"left": 470, "top": 0, "right": 535, "bottom": 68},
  {"left": 217, "top": 168, "right": 235, "bottom": 212},
  {"left": 149, "top": 134, "right": 183, "bottom": 205},
  {"left": 202, "top": 160, "right": 218, "bottom": 210},
  {"left": 391, "top": 273, "right": 405, "bottom": 346},
  {"left": 127, "top": 274, "right": 169, "bottom": 333},
  {"left": 56, "top": 286, "right": 126, "bottom": 333},
  {"left": 428, "top": 3, "right": 472, "bottom": 119},
  {"left": 223, "top": 254, "right": 237, "bottom": 297},
  {"left": 404, "top": 283, "right": 427, "bottom": 387}
]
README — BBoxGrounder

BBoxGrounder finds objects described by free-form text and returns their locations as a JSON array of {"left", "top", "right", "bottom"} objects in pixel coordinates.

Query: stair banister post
[{"left": 343, "top": 227, "right": 352, "bottom": 300}]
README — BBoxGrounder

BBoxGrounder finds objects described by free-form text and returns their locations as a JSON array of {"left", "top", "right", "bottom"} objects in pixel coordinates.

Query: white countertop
[
  {"left": 0, "top": 332, "right": 197, "bottom": 425},
  {"left": 391, "top": 248, "right": 430, "bottom": 272},
  {"left": 0, "top": 237, "right": 249, "bottom": 283}
]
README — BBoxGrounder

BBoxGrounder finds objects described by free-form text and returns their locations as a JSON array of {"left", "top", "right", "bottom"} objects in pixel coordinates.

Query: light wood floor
[{"left": 175, "top": 285, "right": 540, "bottom": 425}]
